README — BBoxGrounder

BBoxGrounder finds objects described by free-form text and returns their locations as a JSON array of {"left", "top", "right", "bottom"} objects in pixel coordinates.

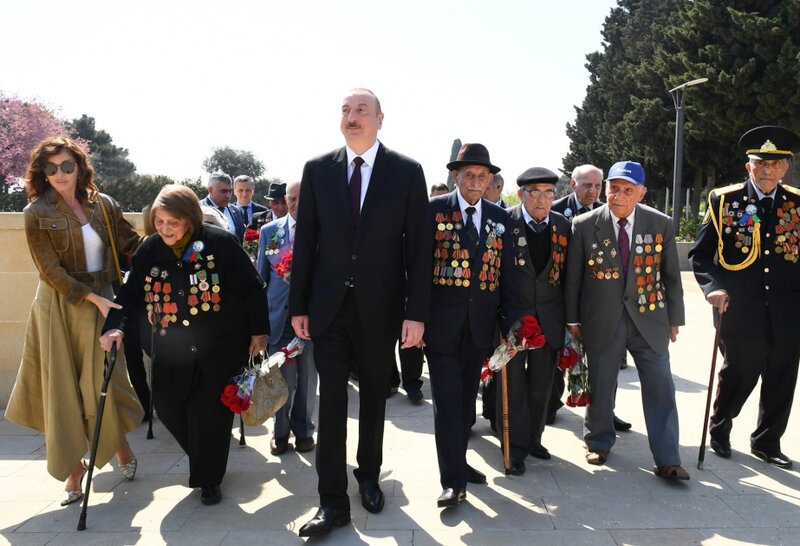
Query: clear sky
[{"left": 1, "top": 0, "right": 618, "bottom": 190}]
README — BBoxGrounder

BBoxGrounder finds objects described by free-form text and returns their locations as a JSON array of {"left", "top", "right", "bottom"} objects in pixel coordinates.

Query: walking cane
[
  {"left": 697, "top": 313, "right": 723, "bottom": 470},
  {"left": 239, "top": 415, "right": 246, "bottom": 446},
  {"left": 501, "top": 363, "right": 511, "bottom": 474},
  {"left": 146, "top": 322, "right": 156, "bottom": 440},
  {"left": 78, "top": 342, "right": 119, "bottom": 531}
]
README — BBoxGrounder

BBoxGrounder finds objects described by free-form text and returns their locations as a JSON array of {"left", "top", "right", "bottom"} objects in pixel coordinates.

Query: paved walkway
[{"left": 2, "top": 273, "right": 800, "bottom": 545}]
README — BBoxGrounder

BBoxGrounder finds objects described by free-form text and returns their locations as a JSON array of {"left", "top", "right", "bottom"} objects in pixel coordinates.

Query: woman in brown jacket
[{"left": 4, "top": 137, "right": 144, "bottom": 506}]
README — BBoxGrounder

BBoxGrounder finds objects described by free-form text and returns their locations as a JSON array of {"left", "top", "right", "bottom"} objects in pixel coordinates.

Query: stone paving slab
[{"left": 1, "top": 272, "right": 800, "bottom": 545}]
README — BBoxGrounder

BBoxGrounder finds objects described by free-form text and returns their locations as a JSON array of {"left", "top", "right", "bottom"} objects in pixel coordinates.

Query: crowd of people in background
[{"left": 5, "top": 88, "right": 800, "bottom": 538}]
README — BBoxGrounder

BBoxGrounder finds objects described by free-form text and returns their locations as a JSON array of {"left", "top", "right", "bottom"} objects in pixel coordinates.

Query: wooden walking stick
[
  {"left": 78, "top": 343, "right": 119, "bottom": 531},
  {"left": 698, "top": 313, "right": 723, "bottom": 470},
  {"left": 501, "top": 363, "right": 511, "bottom": 474}
]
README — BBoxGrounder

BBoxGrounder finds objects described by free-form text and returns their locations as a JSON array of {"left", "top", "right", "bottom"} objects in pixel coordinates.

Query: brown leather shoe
[
  {"left": 585, "top": 450, "right": 609, "bottom": 465},
  {"left": 270, "top": 436, "right": 289, "bottom": 456},
  {"left": 653, "top": 464, "right": 690, "bottom": 480}
]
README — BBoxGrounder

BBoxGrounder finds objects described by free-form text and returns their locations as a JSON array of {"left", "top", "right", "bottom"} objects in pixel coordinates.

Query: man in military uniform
[
  {"left": 426, "top": 143, "right": 515, "bottom": 507},
  {"left": 500, "top": 167, "right": 570, "bottom": 475},
  {"left": 690, "top": 125, "right": 800, "bottom": 468}
]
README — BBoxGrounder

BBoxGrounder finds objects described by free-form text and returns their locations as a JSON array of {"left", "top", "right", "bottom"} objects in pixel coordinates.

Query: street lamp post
[{"left": 669, "top": 77, "right": 708, "bottom": 234}]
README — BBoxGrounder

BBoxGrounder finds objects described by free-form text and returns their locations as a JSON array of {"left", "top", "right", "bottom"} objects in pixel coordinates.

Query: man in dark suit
[
  {"left": 550, "top": 165, "right": 631, "bottom": 431},
  {"left": 289, "top": 88, "right": 430, "bottom": 537},
  {"left": 426, "top": 143, "right": 516, "bottom": 508},
  {"left": 200, "top": 173, "right": 246, "bottom": 241},
  {"left": 690, "top": 125, "right": 800, "bottom": 468},
  {"left": 483, "top": 172, "right": 508, "bottom": 208},
  {"left": 233, "top": 175, "right": 267, "bottom": 226},
  {"left": 565, "top": 161, "right": 689, "bottom": 480},
  {"left": 248, "top": 182, "right": 287, "bottom": 231},
  {"left": 500, "top": 167, "right": 571, "bottom": 475}
]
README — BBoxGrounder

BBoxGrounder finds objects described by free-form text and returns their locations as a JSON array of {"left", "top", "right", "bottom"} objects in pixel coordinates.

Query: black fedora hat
[
  {"left": 265, "top": 182, "right": 287, "bottom": 201},
  {"left": 446, "top": 143, "right": 501, "bottom": 174},
  {"left": 738, "top": 125, "right": 800, "bottom": 160}
]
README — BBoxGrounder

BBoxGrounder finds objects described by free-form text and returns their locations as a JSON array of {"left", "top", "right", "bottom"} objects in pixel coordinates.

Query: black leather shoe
[
  {"left": 507, "top": 460, "right": 526, "bottom": 476},
  {"left": 406, "top": 388, "right": 424, "bottom": 403},
  {"left": 710, "top": 437, "right": 731, "bottom": 458},
  {"left": 359, "top": 481, "right": 384, "bottom": 513},
  {"left": 613, "top": 416, "right": 632, "bottom": 431},
  {"left": 298, "top": 507, "right": 351, "bottom": 537},
  {"left": 270, "top": 436, "right": 289, "bottom": 456},
  {"left": 466, "top": 464, "right": 486, "bottom": 484},
  {"left": 437, "top": 487, "right": 466, "bottom": 507},
  {"left": 529, "top": 444, "right": 551, "bottom": 460},
  {"left": 751, "top": 447, "right": 793, "bottom": 469},
  {"left": 200, "top": 485, "right": 222, "bottom": 505},
  {"left": 620, "top": 358, "right": 628, "bottom": 370},
  {"left": 294, "top": 436, "right": 315, "bottom": 453}
]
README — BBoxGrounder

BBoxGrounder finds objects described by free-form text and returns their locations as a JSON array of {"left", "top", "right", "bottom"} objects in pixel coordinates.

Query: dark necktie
[
  {"left": 760, "top": 196, "right": 773, "bottom": 218},
  {"left": 243, "top": 205, "right": 250, "bottom": 223},
  {"left": 578, "top": 206, "right": 589, "bottom": 216},
  {"left": 530, "top": 220, "right": 547, "bottom": 233},
  {"left": 618, "top": 218, "right": 630, "bottom": 278},
  {"left": 350, "top": 156, "right": 365, "bottom": 223},
  {"left": 464, "top": 206, "right": 479, "bottom": 248}
]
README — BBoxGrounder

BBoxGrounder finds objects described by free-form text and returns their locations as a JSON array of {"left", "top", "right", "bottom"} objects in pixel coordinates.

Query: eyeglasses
[
  {"left": 43, "top": 161, "right": 77, "bottom": 176},
  {"left": 522, "top": 188, "right": 555, "bottom": 200}
]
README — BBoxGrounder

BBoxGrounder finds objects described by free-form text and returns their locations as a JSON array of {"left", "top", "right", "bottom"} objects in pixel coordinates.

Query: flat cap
[{"left": 517, "top": 167, "right": 559, "bottom": 186}]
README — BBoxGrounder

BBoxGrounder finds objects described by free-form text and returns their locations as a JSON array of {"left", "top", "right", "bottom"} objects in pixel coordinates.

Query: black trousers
[
  {"left": 123, "top": 320, "right": 151, "bottom": 417},
  {"left": 153, "top": 364, "right": 234, "bottom": 488},
  {"left": 712, "top": 310, "right": 800, "bottom": 452},
  {"left": 425, "top": 319, "right": 486, "bottom": 489},
  {"left": 498, "top": 345, "right": 556, "bottom": 461},
  {"left": 389, "top": 345, "right": 424, "bottom": 392},
  {"left": 313, "top": 291, "right": 395, "bottom": 511}
]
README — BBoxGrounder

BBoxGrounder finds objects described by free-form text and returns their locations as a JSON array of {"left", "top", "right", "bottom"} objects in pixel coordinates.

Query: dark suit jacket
[
  {"left": 200, "top": 196, "right": 246, "bottom": 241},
  {"left": 506, "top": 205, "right": 571, "bottom": 350},
  {"left": 552, "top": 193, "right": 600, "bottom": 221},
  {"left": 288, "top": 143, "right": 431, "bottom": 338},
  {"left": 235, "top": 201, "right": 267, "bottom": 227},
  {"left": 690, "top": 180, "right": 800, "bottom": 340},
  {"left": 425, "top": 191, "right": 516, "bottom": 349},
  {"left": 248, "top": 209, "right": 274, "bottom": 231},
  {"left": 564, "top": 204, "right": 685, "bottom": 354}
]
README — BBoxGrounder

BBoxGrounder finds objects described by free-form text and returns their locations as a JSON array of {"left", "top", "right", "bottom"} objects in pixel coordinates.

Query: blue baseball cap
[{"left": 605, "top": 161, "right": 645, "bottom": 186}]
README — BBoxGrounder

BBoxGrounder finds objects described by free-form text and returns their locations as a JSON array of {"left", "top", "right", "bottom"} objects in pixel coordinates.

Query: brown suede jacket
[{"left": 24, "top": 188, "right": 142, "bottom": 304}]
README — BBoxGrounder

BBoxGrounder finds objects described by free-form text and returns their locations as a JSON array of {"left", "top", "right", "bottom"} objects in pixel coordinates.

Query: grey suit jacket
[{"left": 564, "top": 203, "right": 685, "bottom": 354}]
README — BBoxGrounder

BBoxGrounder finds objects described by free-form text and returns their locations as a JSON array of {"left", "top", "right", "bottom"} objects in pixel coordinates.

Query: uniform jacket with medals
[
  {"left": 506, "top": 204, "right": 571, "bottom": 351},
  {"left": 565, "top": 203, "right": 685, "bottom": 355},
  {"left": 104, "top": 224, "right": 269, "bottom": 397},
  {"left": 690, "top": 180, "right": 800, "bottom": 339},
  {"left": 256, "top": 215, "right": 294, "bottom": 343},
  {"left": 426, "top": 191, "right": 517, "bottom": 349},
  {"left": 289, "top": 143, "right": 431, "bottom": 338}
]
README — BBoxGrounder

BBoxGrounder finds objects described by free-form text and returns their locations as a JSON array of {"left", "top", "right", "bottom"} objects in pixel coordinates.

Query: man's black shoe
[
  {"left": 270, "top": 436, "right": 289, "bottom": 456},
  {"left": 507, "top": 460, "right": 526, "bottom": 476},
  {"left": 620, "top": 358, "right": 628, "bottom": 370},
  {"left": 298, "top": 507, "right": 351, "bottom": 537},
  {"left": 751, "top": 447, "right": 793, "bottom": 469},
  {"left": 466, "top": 464, "right": 486, "bottom": 484},
  {"left": 437, "top": 487, "right": 466, "bottom": 507},
  {"left": 613, "top": 416, "right": 632, "bottom": 432},
  {"left": 200, "top": 485, "right": 222, "bottom": 505},
  {"left": 294, "top": 436, "right": 315, "bottom": 453},
  {"left": 359, "top": 481, "right": 385, "bottom": 513},
  {"left": 529, "top": 444, "right": 551, "bottom": 460},
  {"left": 710, "top": 437, "right": 731, "bottom": 458},
  {"left": 406, "top": 388, "right": 424, "bottom": 403}
]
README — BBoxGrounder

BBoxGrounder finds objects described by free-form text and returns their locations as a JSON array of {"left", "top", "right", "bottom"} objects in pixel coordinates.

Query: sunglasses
[{"left": 43, "top": 161, "right": 77, "bottom": 177}]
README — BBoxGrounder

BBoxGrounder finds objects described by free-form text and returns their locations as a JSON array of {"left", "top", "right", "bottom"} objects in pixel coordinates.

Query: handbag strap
[{"left": 97, "top": 193, "right": 124, "bottom": 286}]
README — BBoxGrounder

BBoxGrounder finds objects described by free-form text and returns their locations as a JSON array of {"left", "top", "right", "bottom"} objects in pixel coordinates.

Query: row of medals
[
  {"left": 433, "top": 213, "right": 502, "bottom": 291},
  {"left": 724, "top": 204, "right": 757, "bottom": 254},
  {"left": 772, "top": 202, "right": 799, "bottom": 261}
]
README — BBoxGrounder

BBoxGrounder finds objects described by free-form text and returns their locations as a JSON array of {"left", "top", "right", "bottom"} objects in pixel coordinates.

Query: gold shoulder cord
[{"left": 710, "top": 191, "right": 760, "bottom": 271}]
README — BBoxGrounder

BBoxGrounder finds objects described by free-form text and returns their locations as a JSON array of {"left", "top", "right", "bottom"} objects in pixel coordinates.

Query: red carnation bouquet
[
  {"left": 488, "top": 314, "right": 547, "bottom": 372},
  {"left": 274, "top": 251, "right": 293, "bottom": 284},
  {"left": 220, "top": 337, "right": 307, "bottom": 414},
  {"left": 562, "top": 330, "right": 591, "bottom": 407},
  {"left": 243, "top": 228, "right": 260, "bottom": 263}
]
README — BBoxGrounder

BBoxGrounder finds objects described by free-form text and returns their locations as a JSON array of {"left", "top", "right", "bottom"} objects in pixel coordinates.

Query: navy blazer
[{"left": 200, "top": 196, "right": 246, "bottom": 241}]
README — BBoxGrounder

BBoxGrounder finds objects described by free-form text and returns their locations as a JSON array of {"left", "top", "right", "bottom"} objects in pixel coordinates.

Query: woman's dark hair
[{"left": 24, "top": 136, "right": 97, "bottom": 203}]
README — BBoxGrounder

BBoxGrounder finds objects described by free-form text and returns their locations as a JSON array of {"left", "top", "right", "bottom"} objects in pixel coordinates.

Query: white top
[
  {"left": 346, "top": 140, "right": 380, "bottom": 208},
  {"left": 82, "top": 223, "right": 104, "bottom": 272}
]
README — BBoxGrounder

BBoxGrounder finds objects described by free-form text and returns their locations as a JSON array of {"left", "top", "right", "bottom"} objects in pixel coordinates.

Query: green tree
[
  {"left": 202, "top": 147, "right": 265, "bottom": 179},
  {"left": 70, "top": 115, "right": 136, "bottom": 183},
  {"left": 99, "top": 174, "right": 174, "bottom": 212}
]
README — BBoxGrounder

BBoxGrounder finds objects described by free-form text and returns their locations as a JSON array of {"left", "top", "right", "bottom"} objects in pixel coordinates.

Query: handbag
[{"left": 241, "top": 353, "right": 289, "bottom": 426}]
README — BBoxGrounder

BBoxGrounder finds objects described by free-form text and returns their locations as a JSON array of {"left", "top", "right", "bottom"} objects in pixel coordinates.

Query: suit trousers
[
  {"left": 312, "top": 291, "right": 395, "bottom": 510},
  {"left": 153, "top": 364, "right": 235, "bottom": 488},
  {"left": 271, "top": 333, "right": 317, "bottom": 441},
  {"left": 499, "top": 345, "right": 556, "bottom": 461},
  {"left": 712, "top": 307, "right": 800, "bottom": 452},
  {"left": 584, "top": 311, "right": 681, "bottom": 466},
  {"left": 390, "top": 345, "right": 424, "bottom": 392},
  {"left": 426, "top": 319, "right": 486, "bottom": 489}
]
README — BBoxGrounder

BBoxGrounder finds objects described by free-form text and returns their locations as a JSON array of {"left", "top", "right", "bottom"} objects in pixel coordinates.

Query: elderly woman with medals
[{"left": 101, "top": 184, "right": 269, "bottom": 505}]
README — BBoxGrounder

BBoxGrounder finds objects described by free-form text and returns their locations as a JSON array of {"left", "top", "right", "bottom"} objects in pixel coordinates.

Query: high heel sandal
[
  {"left": 61, "top": 461, "right": 87, "bottom": 506},
  {"left": 119, "top": 454, "right": 137, "bottom": 480}
]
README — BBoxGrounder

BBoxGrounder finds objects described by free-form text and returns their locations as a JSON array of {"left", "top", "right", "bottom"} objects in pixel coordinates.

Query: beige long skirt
[{"left": 5, "top": 280, "right": 144, "bottom": 481}]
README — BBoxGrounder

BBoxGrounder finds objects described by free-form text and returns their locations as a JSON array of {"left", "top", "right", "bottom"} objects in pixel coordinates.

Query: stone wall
[{"left": 0, "top": 212, "right": 143, "bottom": 407}]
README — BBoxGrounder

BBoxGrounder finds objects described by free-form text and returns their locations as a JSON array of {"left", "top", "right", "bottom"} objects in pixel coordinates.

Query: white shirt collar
[
  {"left": 521, "top": 206, "right": 548, "bottom": 227},
  {"left": 609, "top": 206, "right": 636, "bottom": 227},
  {"left": 751, "top": 180, "right": 777, "bottom": 200},
  {"left": 346, "top": 140, "right": 380, "bottom": 167}
]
